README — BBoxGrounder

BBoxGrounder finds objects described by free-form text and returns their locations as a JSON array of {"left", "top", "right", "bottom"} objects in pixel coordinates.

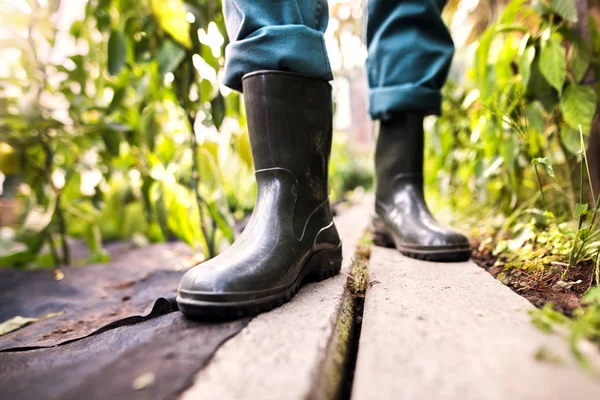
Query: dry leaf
[
  {"left": 132, "top": 372, "right": 155, "bottom": 390},
  {"left": 0, "top": 311, "right": 65, "bottom": 336},
  {"left": 53, "top": 269, "right": 64, "bottom": 281}
]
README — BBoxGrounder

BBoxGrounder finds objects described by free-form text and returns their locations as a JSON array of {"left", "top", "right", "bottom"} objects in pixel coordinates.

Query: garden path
[{"left": 1, "top": 197, "right": 599, "bottom": 399}]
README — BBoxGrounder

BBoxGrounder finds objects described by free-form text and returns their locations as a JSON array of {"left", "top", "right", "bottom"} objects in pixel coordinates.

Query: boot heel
[
  {"left": 372, "top": 217, "right": 396, "bottom": 249},
  {"left": 305, "top": 245, "right": 343, "bottom": 282}
]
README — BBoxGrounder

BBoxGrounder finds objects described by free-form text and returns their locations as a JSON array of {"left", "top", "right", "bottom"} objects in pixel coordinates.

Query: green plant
[
  {"left": 427, "top": 0, "right": 599, "bottom": 214},
  {"left": 531, "top": 287, "right": 600, "bottom": 371},
  {"left": 0, "top": 0, "right": 254, "bottom": 267},
  {"left": 426, "top": 0, "right": 600, "bottom": 360},
  {"left": 329, "top": 135, "right": 372, "bottom": 203}
]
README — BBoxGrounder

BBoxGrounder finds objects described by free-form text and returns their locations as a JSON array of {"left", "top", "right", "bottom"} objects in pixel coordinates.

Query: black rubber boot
[
  {"left": 372, "top": 112, "right": 472, "bottom": 262},
  {"left": 177, "top": 71, "right": 342, "bottom": 320}
]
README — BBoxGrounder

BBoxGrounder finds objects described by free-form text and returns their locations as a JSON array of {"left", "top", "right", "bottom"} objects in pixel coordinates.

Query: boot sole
[
  {"left": 176, "top": 245, "right": 343, "bottom": 321},
  {"left": 372, "top": 219, "right": 472, "bottom": 263}
]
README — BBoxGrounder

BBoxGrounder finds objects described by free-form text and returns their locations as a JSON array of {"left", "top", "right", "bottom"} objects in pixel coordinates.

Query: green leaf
[
  {"left": 560, "top": 125, "right": 583, "bottom": 155},
  {"left": 575, "top": 203, "right": 588, "bottom": 217},
  {"left": 84, "top": 224, "right": 104, "bottom": 254},
  {"left": 108, "top": 86, "right": 126, "bottom": 113},
  {"left": 157, "top": 40, "right": 186, "bottom": 75},
  {"left": 162, "top": 179, "right": 206, "bottom": 250},
  {"left": 532, "top": 157, "right": 556, "bottom": 178},
  {"left": 205, "top": 200, "right": 235, "bottom": 243},
  {"left": 501, "top": 134, "right": 517, "bottom": 172},
  {"left": 140, "top": 107, "right": 159, "bottom": 151},
  {"left": 527, "top": 54, "right": 559, "bottom": 111},
  {"left": 560, "top": 84, "right": 597, "bottom": 135},
  {"left": 502, "top": 0, "right": 529, "bottom": 22},
  {"left": 475, "top": 27, "right": 495, "bottom": 97},
  {"left": 200, "top": 79, "right": 214, "bottom": 102},
  {"left": 518, "top": 40, "right": 535, "bottom": 89},
  {"left": 0, "top": 243, "right": 32, "bottom": 268},
  {"left": 234, "top": 130, "right": 253, "bottom": 168},
  {"left": 107, "top": 30, "right": 127, "bottom": 76},
  {"left": 0, "top": 142, "right": 19, "bottom": 175},
  {"left": 539, "top": 33, "right": 566, "bottom": 94},
  {"left": 150, "top": 0, "right": 192, "bottom": 49},
  {"left": 211, "top": 93, "right": 225, "bottom": 130},
  {"left": 524, "top": 101, "right": 545, "bottom": 134},
  {"left": 568, "top": 36, "right": 591, "bottom": 82},
  {"left": 582, "top": 287, "right": 600, "bottom": 305},
  {"left": 548, "top": 0, "right": 578, "bottom": 23},
  {"left": 102, "top": 130, "right": 121, "bottom": 157}
]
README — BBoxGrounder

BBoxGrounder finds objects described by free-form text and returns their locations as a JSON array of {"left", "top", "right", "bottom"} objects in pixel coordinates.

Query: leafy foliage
[
  {"left": 531, "top": 287, "right": 600, "bottom": 370},
  {"left": 0, "top": 0, "right": 371, "bottom": 269},
  {"left": 434, "top": 0, "right": 600, "bottom": 359},
  {"left": 0, "top": 0, "right": 253, "bottom": 267},
  {"left": 427, "top": 0, "right": 598, "bottom": 215}
]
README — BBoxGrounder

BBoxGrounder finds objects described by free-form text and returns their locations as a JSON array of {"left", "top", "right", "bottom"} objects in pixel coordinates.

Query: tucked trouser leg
[
  {"left": 222, "top": 0, "right": 332, "bottom": 91},
  {"left": 366, "top": 0, "right": 455, "bottom": 119}
]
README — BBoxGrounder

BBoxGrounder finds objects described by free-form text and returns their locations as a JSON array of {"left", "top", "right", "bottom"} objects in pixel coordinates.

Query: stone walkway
[
  {"left": 180, "top": 198, "right": 372, "bottom": 400},
  {"left": 2, "top": 198, "right": 599, "bottom": 399},
  {"left": 352, "top": 247, "right": 600, "bottom": 400},
  {"left": 181, "top": 198, "right": 600, "bottom": 399}
]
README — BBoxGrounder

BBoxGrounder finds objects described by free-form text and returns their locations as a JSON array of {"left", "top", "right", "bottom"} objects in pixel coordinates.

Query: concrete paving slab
[
  {"left": 180, "top": 199, "right": 372, "bottom": 400},
  {"left": 352, "top": 247, "right": 600, "bottom": 400}
]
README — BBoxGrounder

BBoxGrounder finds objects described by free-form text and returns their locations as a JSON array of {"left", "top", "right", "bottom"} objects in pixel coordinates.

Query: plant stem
[
  {"left": 595, "top": 250, "right": 600, "bottom": 286},
  {"left": 45, "top": 231, "right": 61, "bottom": 267},
  {"left": 55, "top": 193, "right": 70, "bottom": 265},
  {"left": 534, "top": 164, "right": 548, "bottom": 209},
  {"left": 188, "top": 113, "right": 215, "bottom": 259},
  {"left": 579, "top": 125, "right": 596, "bottom": 206},
  {"left": 564, "top": 151, "right": 588, "bottom": 279}
]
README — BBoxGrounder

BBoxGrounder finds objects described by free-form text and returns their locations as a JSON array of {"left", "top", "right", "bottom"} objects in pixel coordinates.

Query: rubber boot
[
  {"left": 177, "top": 71, "right": 342, "bottom": 319},
  {"left": 372, "top": 112, "right": 472, "bottom": 262}
]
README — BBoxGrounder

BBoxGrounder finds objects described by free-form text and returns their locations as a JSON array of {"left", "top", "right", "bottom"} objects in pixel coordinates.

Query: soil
[{"left": 471, "top": 244, "right": 596, "bottom": 316}]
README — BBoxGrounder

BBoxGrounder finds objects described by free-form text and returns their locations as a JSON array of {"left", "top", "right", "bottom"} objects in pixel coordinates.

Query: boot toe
[
  {"left": 178, "top": 262, "right": 223, "bottom": 294},
  {"left": 437, "top": 229, "right": 470, "bottom": 249}
]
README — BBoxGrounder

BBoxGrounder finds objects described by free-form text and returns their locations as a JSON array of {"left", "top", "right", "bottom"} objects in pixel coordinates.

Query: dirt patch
[{"left": 471, "top": 245, "right": 596, "bottom": 316}]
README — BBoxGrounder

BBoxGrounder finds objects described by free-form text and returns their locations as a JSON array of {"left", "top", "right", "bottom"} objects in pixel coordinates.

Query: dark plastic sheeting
[{"left": 0, "top": 242, "right": 248, "bottom": 399}]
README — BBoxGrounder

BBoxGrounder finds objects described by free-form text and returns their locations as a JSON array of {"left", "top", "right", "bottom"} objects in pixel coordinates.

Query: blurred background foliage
[
  {"left": 0, "top": 0, "right": 371, "bottom": 268},
  {"left": 427, "top": 0, "right": 600, "bottom": 278},
  {"left": 1, "top": 0, "right": 249, "bottom": 267},
  {"left": 0, "top": 0, "right": 599, "bottom": 275},
  {"left": 429, "top": 0, "right": 599, "bottom": 215}
]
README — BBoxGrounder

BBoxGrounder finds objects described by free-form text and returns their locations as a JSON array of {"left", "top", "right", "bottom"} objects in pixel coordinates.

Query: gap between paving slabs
[{"left": 312, "top": 230, "right": 372, "bottom": 400}]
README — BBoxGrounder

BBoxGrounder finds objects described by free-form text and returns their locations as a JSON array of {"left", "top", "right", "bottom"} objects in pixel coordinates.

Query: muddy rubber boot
[
  {"left": 177, "top": 71, "right": 342, "bottom": 320},
  {"left": 372, "top": 112, "right": 472, "bottom": 262}
]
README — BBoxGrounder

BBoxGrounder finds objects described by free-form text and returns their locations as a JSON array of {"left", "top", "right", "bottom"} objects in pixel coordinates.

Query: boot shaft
[
  {"left": 242, "top": 71, "right": 333, "bottom": 205},
  {"left": 375, "top": 112, "right": 425, "bottom": 201}
]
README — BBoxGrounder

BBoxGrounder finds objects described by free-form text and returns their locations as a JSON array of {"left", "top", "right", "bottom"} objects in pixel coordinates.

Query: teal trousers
[{"left": 222, "top": 0, "right": 454, "bottom": 119}]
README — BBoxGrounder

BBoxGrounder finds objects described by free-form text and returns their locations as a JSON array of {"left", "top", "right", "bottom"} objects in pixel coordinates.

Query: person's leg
[
  {"left": 178, "top": 1, "right": 341, "bottom": 319},
  {"left": 367, "top": 0, "right": 472, "bottom": 262},
  {"left": 366, "top": 0, "right": 454, "bottom": 119},
  {"left": 222, "top": 0, "right": 332, "bottom": 91}
]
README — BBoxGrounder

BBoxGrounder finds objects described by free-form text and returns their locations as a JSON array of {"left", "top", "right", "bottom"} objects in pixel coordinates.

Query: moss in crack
[
  {"left": 347, "top": 229, "right": 372, "bottom": 298},
  {"left": 310, "top": 228, "right": 373, "bottom": 400},
  {"left": 310, "top": 290, "right": 357, "bottom": 400}
]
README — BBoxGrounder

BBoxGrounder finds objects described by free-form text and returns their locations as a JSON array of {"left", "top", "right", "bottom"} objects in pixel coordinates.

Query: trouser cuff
[{"left": 369, "top": 84, "right": 442, "bottom": 120}]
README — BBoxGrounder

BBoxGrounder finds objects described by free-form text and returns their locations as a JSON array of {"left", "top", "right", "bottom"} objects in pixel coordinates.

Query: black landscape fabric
[{"left": 0, "top": 242, "right": 249, "bottom": 400}]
